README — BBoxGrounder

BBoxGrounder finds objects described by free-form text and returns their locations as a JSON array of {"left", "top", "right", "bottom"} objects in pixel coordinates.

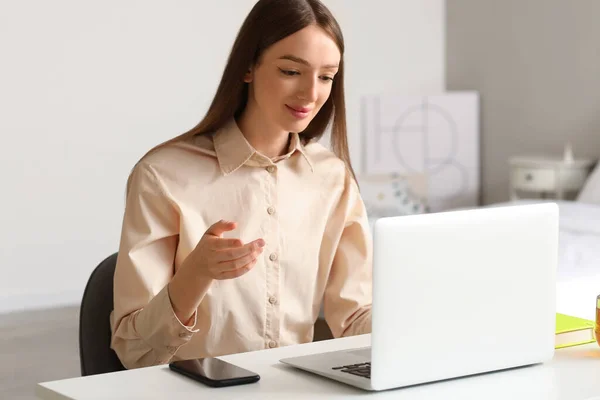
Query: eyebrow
[{"left": 278, "top": 54, "right": 339, "bottom": 70}]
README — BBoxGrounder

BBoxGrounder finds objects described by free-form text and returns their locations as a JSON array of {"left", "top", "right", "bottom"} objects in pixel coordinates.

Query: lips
[
  {"left": 285, "top": 104, "right": 313, "bottom": 120},
  {"left": 286, "top": 105, "right": 312, "bottom": 113}
]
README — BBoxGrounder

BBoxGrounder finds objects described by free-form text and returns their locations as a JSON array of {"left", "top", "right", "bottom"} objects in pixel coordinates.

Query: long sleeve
[
  {"left": 323, "top": 171, "right": 373, "bottom": 338},
  {"left": 109, "top": 162, "right": 199, "bottom": 369}
]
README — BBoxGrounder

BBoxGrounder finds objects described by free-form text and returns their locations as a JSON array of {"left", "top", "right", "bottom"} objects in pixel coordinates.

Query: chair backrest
[{"left": 79, "top": 252, "right": 126, "bottom": 376}]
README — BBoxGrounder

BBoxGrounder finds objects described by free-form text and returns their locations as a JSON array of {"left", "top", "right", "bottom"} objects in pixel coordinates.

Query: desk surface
[{"left": 37, "top": 334, "right": 600, "bottom": 400}]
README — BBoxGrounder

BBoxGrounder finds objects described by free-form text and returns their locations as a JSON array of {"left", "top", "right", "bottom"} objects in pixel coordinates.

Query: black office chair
[{"left": 79, "top": 252, "right": 126, "bottom": 376}]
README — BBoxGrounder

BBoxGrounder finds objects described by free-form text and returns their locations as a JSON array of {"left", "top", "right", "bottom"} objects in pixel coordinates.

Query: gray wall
[{"left": 446, "top": 0, "right": 600, "bottom": 205}]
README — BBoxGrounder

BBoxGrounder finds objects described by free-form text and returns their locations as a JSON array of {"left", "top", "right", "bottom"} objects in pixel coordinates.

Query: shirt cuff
[
  {"left": 166, "top": 284, "right": 200, "bottom": 333},
  {"left": 134, "top": 285, "right": 200, "bottom": 362}
]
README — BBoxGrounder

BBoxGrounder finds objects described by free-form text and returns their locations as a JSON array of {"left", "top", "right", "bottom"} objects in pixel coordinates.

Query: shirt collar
[{"left": 213, "top": 119, "right": 314, "bottom": 175}]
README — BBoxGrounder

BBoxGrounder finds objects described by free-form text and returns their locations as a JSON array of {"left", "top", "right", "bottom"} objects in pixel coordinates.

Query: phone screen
[{"left": 170, "top": 358, "right": 259, "bottom": 382}]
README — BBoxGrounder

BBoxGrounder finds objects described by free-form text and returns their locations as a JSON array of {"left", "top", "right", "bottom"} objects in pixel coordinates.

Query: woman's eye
[
  {"left": 279, "top": 68, "right": 299, "bottom": 76},
  {"left": 320, "top": 76, "right": 334, "bottom": 82}
]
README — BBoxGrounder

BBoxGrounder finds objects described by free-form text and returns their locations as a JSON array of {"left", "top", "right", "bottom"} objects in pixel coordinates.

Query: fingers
[
  {"left": 199, "top": 220, "right": 265, "bottom": 280},
  {"left": 211, "top": 237, "right": 244, "bottom": 250},
  {"left": 205, "top": 220, "right": 237, "bottom": 237},
  {"left": 218, "top": 258, "right": 260, "bottom": 280},
  {"left": 213, "top": 239, "right": 265, "bottom": 262},
  {"left": 219, "top": 245, "right": 263, "bottom": 270}
]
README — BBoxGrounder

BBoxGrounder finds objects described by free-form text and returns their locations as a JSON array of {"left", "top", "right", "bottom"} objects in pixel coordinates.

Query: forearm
[
  {"left": 168, "top": 259, "right": 213, "bottom": 325},
  {"left": 341, "top": 307, "right": 372, "bottom": 337}
]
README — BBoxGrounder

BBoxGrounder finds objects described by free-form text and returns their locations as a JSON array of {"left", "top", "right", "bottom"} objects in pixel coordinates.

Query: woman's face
[{"left": 245, "top": 24, "right": 341, "bottom": 134}]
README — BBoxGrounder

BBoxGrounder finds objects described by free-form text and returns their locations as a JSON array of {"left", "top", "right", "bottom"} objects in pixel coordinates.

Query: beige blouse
[{"left": 109, "top": 119, "right": 372, "bottom": 369}]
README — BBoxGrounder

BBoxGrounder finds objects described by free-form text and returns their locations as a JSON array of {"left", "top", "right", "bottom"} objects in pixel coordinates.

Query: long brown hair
[{"left": 128, "top": 0, "right": 355, "bottom": 193}]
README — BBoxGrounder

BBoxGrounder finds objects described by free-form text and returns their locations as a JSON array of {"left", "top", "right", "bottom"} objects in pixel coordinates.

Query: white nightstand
[{"left": 509, "top": 156, "right": 596, "bottom": 200}]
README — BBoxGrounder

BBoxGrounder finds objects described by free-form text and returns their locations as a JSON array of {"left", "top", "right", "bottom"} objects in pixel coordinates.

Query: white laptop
[{"left": 280, "top": 203, "right": 558, "bottom": 391}]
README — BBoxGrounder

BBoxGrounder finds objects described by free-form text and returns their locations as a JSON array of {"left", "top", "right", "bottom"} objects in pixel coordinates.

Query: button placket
[{"left": 264, "top": 162, "right": 281, "bottom": 350}]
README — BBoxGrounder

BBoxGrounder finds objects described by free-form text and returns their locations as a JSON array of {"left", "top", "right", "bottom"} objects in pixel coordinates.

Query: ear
[{"left": 243, "top": 66, "right": 253, "bottom": 83}]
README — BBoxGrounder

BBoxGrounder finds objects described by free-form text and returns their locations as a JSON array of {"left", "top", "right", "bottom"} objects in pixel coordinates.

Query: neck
[{"left": 236, "top": 106, "right": 290, "bottom": 159}]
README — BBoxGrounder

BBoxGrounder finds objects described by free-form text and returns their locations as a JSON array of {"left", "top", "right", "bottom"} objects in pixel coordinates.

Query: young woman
[{"left": 110, "top": 0, "right": 372, "bottom": 369}]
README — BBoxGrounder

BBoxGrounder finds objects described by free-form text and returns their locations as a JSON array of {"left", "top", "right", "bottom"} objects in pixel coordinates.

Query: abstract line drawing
[{"left": 361, "top": 92, "right": 480, "bottom": 212}]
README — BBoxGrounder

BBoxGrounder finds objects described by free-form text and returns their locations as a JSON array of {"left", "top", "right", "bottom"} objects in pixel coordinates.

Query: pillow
[
  {"left": 577, "top": 163, "right": 600, "bottom": 204},
  {"left": 357, "top": 173, "right": 429, "bottom": 220}
]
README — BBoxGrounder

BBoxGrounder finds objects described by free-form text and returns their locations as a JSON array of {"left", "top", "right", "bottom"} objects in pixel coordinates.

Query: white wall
[{"left": 0, "top": 0, "right": 444, "bottom": 314}]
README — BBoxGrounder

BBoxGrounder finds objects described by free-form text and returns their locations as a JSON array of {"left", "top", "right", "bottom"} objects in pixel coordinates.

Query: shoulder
[
  {"left": 304, "top": 141, "right": 356, "bottom": 188},
  {"left": 304, "top": 141, "right": 346, "bottom": 176},
  {"left": 130, "top": 135, "right": 219, "bottom": 191},
  {"left": 141, "top": 134, "right": 216, "bottom": 166},
  {"left": 304, "top": 142, "right": 366, "bottom": 224}
]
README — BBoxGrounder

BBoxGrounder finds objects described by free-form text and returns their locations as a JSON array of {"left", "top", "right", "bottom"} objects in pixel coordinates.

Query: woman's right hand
[
  {"left": 186, "top": 219, "right": 265, "bottom": 280},
  {"left": 169, "top": 219, "right": 264, "bottom": 325}
]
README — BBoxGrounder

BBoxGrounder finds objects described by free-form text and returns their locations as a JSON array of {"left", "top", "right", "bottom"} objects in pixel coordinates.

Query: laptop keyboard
[{"left": 332, "top": 362, "right": 371, "bottom": 379}]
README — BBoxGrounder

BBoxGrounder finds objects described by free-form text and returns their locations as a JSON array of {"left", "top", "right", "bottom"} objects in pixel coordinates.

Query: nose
[{"left": 297, "top": 76, "right": 318, "bottom": 102}]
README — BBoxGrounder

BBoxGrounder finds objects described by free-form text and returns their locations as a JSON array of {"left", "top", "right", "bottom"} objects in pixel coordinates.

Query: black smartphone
[{"left": 169, "top": 358, "right": 260, "bottom": 388}]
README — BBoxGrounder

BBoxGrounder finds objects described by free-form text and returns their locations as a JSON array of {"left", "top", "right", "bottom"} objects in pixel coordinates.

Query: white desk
[{"left": 37, "top": 334, "right": 600, "bottom": 400}]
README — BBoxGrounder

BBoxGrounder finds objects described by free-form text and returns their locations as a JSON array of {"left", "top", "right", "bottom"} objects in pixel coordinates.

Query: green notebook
[{"left": 555, "top": 313, "right": 596, "bottom": 349}]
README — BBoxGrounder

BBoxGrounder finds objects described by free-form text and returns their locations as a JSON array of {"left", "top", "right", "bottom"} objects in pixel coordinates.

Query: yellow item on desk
[{"left": 555, "top": 313, "right": 595, "bottom": 349}]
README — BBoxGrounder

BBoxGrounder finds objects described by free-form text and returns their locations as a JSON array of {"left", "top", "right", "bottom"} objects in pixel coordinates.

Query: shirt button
[
  {"left": 267, "top": 206, "right": 276, "bottom": 215},
  {"left": 267, "top": 166, "right": 276, "bottom": 173},
  {"left": 269, "top": 253, "right": 278, "bottom": 261},
  {"left": 269, "top": 296, "right": 277, "bottom": 305},
  {"left": 268, "top": 341, "right": 278, "bottom": 348}
]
